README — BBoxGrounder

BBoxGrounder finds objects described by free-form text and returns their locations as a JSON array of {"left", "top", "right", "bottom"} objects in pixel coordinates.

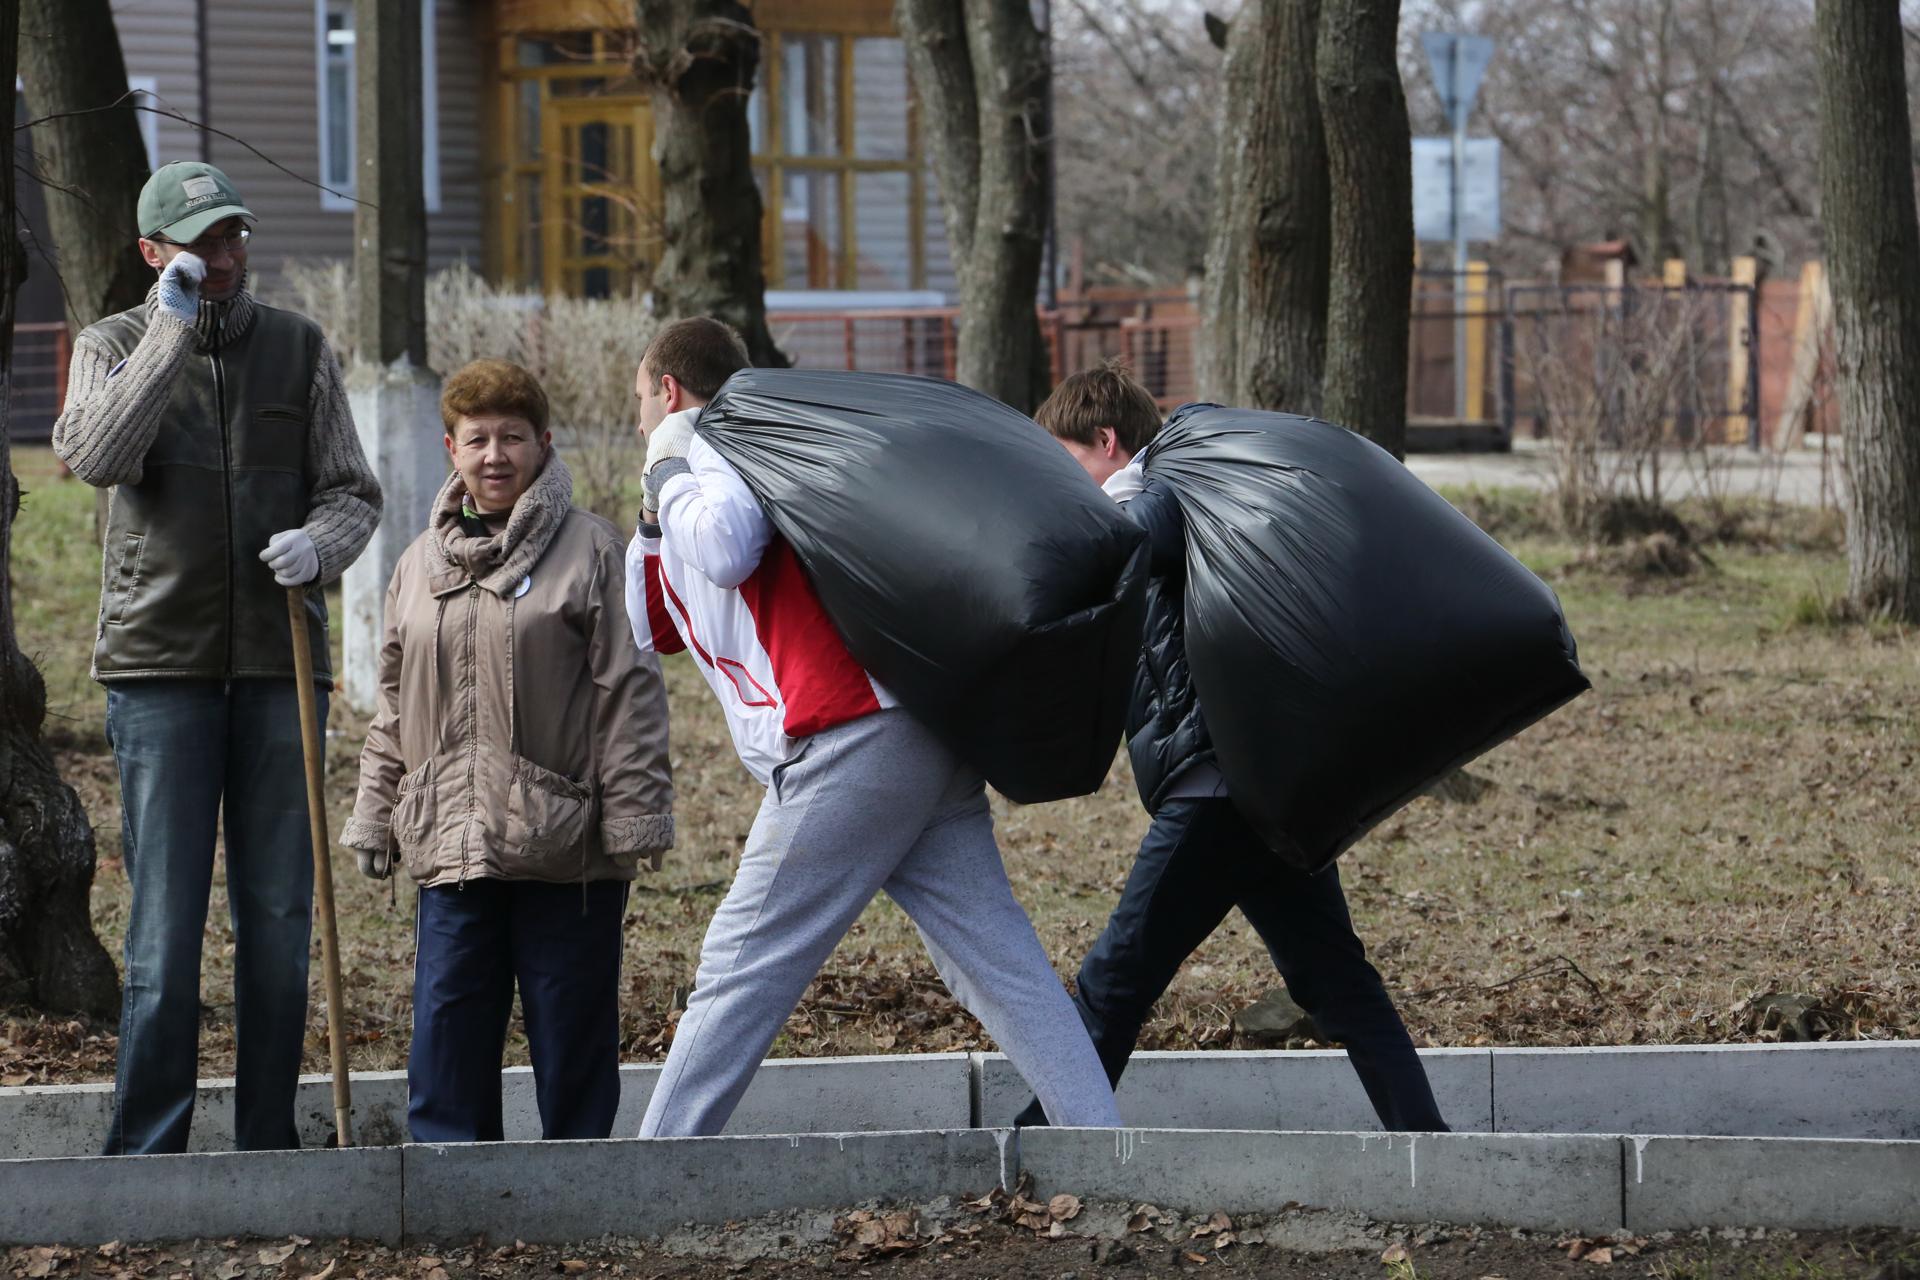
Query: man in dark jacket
[{"left": 1018, "top": 360, "right": 1446, "bottom": 1132}]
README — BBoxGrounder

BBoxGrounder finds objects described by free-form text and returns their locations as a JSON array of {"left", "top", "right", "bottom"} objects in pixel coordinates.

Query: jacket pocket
[
  {"left": 104, "top": 531, "right": 146, "bottom": 627},
  {"left": 505, "top": 755, "right": 592, "bottom": 858},
  {"left": 391, "top": 761, "right": 437, "bottom": 870}
]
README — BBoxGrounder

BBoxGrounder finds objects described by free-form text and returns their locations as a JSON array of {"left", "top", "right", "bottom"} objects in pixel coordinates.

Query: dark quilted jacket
[{"left": 1125, "top": 477, "right": 1215, "bottom": 812}]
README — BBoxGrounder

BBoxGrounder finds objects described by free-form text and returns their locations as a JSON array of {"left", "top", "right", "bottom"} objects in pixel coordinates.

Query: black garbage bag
[
  {"left": 696, "top": 368, "right": 1147, "bottom": 803},
  {"left": 1141, "top": 403, "right": 1589, "bottom": 872}
]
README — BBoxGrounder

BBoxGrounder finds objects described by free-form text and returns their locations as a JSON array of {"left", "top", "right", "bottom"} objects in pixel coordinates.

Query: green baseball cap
[{"left": 138, "top": 161, "right": 255, "bottom": 243}]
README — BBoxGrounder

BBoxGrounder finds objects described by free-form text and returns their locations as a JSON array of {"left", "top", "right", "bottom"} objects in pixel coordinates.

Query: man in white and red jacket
[{"left": 624, "top": 318, "right": 1119, "bottom": 1137}]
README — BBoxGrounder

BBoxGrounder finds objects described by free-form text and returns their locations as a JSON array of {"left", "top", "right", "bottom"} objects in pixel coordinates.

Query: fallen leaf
[
  {"left": 1381, "top": 1243, "right": 1411, "bottom": 1265},
  {"left": 1182, "top": 1250, "right": 1208, "bottom": 1264},
  {"left": 1585, "top": 1247, "right": 1614, "bottom": 1265},
  {"left": 1048, "top": 1193, "right": 1082, "bottom": 1222},
  {"left": 1214, "top": 1233, "right": 1236, "bottom": 1250},
  {"left": 1126, "top": 1212, "right": 1153, "bottom": 1233},
  {"left": 560, "top": 1262, "right": 588, "bottom": 1275},
  {"left": 1047, "top": 1221, "right": 1069, "bottom": 1239},
  {"left": 426, "top": 1269, "right": 450, "bottom": 1280},
  {"left": 1207, "top": 1211, "right": 1232, "bottom": 1233},
  {"left": 2, "top": 1073, "right": 31, "bottom": 1086},
  {"left": 257, "top": 1244, "right": 297, "bottom": 1266},
  {"left": 310, "top": 1262, "right": 337, "bottom": 1280},
  {"left": 212, "top": 1261, "right": 244, "bottom": 1280}
]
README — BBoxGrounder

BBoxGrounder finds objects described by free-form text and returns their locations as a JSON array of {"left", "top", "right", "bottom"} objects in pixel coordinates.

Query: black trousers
[
  {"left": 409, "top": 878, "right": 627, "bottom": 1143},
  {"left": 1017, "top": 797, "right": 1448, "bottom": 1131}
]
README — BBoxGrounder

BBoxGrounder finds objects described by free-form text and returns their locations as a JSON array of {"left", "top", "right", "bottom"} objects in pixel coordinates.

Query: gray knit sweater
[{"left": 52, "top": 284, "right": 381, "bottom": 584}]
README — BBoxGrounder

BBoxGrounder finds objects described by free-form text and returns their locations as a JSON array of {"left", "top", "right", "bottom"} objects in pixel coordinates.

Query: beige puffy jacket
[{"left": 341, "top": 451, "right": 674, "bottom": 886}]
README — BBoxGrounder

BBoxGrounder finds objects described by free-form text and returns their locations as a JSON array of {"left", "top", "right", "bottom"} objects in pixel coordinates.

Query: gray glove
[
  {"left": 641, "top": 456, "right": 691, "bottom": 517},
  {"left": 356, "top": 845, "right": 394, "bottom": 880},
  {"left": 261, "top": 528, "right": 319, "bottom": 587},
  {"left": 155, "top": 252, "right": 207, "bottom": 324}
]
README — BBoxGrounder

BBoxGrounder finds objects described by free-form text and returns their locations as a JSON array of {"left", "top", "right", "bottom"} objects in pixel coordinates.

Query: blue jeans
[
  {"left": 409, "top": 878, "right": 628, "bottom": 1143},
  {"left": 103, "top": 679, "right": 321, "bottom": 1155},
  {"left": 1016, "top": 797, "right": 1449, "bottom": 1132}
]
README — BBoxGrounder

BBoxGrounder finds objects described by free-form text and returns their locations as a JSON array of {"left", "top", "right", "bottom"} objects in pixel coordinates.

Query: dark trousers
[
  {"left": 409, "top": 878, "right": 628, "bottom": 1143},
  {"left": 104, "top": 680, "right": 319, "bottom": 1155},
  {"left": 1016, "top": 797, "right": 1448, "bottom": 1132}
]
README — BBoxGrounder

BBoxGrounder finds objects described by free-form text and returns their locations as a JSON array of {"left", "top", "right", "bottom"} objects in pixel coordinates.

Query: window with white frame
[{"left": 316, "top": 0, "right": 441, "bottom": 211}]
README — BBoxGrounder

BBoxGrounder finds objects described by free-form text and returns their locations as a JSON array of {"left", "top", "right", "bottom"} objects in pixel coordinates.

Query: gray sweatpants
[{"left": 638, "top": 708, "right": 1121, "bottom": 1136}]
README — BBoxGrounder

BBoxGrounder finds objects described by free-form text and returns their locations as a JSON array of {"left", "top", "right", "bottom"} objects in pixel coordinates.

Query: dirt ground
[
  {"left": 4, "top": 446, "right": 1918, "bottom": 1086},
  {"left": 6, "top": 1196, "right": 1918, "bottom": 1280}
]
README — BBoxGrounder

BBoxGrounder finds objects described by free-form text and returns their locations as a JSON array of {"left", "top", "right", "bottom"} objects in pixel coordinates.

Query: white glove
[
  {"left": 357, "top": 846, "right": 394, "bottom": 880},
  {"left": 155, "top": 253, "right": 207, "bottom": 323},
  {"left": 260, "top": 528, "right": 319, "bottom": 586},
  {"left": 643, "top": 415, "right": 696, "bottom": 475}
]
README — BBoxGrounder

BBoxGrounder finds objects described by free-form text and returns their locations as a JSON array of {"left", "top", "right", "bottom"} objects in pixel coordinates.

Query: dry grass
[{"left": 3, "top": 446, "right": 1916, "bottom": 1087}]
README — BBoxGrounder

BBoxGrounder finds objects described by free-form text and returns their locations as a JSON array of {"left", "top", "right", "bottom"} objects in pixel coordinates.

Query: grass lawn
[{"left": 3, "top": 443, "right": 1916, "bottom": 1086}]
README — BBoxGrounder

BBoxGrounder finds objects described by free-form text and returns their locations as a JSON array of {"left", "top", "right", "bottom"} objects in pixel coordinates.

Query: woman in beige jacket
[{"left": 342, "top": 359, "right": 673, "bottom": 1142}]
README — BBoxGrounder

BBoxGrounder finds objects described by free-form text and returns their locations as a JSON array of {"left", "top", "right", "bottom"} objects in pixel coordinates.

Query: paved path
[{"left": 1407, "top": 439, "right": 1847, "bottom": 508}]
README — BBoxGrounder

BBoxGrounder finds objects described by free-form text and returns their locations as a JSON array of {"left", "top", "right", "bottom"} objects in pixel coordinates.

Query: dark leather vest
[{"left": 88, "top": 299, "right": 332, "bottom": 684}]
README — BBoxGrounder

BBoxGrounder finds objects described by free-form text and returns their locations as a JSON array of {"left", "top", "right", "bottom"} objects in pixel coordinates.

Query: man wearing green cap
[{"left": 53, "top": 161, "right": 383, "bottom": 1155}]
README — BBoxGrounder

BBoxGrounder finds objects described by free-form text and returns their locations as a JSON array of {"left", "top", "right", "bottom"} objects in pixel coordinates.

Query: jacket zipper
[
  {"left": 460, "top": 582, "right": 480, "bottom": 886},
  {"left": 211, "top": 314, "right": 235, "bottom": 685}
]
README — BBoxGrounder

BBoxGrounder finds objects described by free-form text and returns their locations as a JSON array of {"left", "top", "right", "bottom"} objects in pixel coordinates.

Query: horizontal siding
[
  {"left": 204, "top": 0, "right": 484, "bottom": 284},
  {"left": 112, "top": 0, "right": 202, "bottom": 164}
]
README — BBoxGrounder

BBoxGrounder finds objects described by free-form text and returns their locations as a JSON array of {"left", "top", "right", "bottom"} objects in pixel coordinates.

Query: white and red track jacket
[{"left": 623, "top": 408, "right": 897, "bottom": 786}]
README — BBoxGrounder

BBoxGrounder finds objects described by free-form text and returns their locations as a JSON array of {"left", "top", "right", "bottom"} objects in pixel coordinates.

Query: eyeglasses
[{"left": 153, "top": 227, "right": 252, "bottom": 255}]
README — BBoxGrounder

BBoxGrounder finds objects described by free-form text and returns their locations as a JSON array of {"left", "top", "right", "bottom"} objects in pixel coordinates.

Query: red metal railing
[{"left": 7, "top": 322, "right": 72, "bottom": 441}]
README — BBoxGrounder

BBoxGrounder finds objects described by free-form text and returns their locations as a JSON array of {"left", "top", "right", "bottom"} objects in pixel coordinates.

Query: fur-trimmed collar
[{"left": 427, "top": 449, "right": 576, "bottom": 597}]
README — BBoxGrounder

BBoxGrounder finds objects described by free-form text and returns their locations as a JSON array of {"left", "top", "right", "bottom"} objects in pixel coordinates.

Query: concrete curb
[
  {"left": 0, "top": 1148, "right": 403, "bottom": 1245},
  {"left": 1624, "top": 1136, "right": 1920, "bottom": 1231},
  {"left": 1492, "top": 1043, "right": 1920, "bottom": 1139},
  {"left": 401, "top": 1131, "right": 1008, "bottom": 1244},
  {"left": 0, "top": 1054, "right": 972, "bottom": 1160},
  {"left": 10, "top": 1042, "right": 1914, "bottom": 1159},
  {"left": 6, "top": 1130, "right": 1918, "bottom": 1243},
  {"left": 5, "top": 1044, "right": 1917, "bottom": 1243},
  {"left": 1018, "top": 1128, "right": 1625, "bottom": 1234},
  {"left": 973, "top": 1048, "right": 1495, "bottom": 1131}
]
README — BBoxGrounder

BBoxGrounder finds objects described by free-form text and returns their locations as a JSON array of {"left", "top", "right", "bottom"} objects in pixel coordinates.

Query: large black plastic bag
[
  {"left": 696, "top": 368, "right": 1148, "bottom": 803},
  {"left": 1142, "top": 403, "right": 1589, "bottom": 872}
]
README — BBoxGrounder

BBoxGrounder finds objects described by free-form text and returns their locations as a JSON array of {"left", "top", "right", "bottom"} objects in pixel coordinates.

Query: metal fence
[
  {"left": 7, "top": 323, "right": 70, "bottom": 442},
  {"left": 1501, "top": 282, "right": 1760, "bottom": 447}
]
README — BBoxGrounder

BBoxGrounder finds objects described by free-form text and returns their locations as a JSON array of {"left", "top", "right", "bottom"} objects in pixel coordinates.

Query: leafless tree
[
  {"left": 633, "top": 0, "right": 787, "bottom": 368},
  {"left": 1816, "top": 0, "right": 1920, "bottom": 621},
  {"left": 1318, "top": 0, "right": 1413, "bottom": 457},
  {"left": 898, "top": 0, "right": 1052, "bottom": 412},
  {"left": 17, "top": 0, "right": 151, "bottom": 330},
  {"left": 1, "top": 0, "right": 122, "bottom": 1019},
  {"left": 1052, "top": 0, "right": 1218, "bottom": 288}
]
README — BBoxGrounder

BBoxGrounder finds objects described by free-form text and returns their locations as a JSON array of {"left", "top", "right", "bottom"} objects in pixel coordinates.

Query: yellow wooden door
[{"left": 540, "top": 97, "right": 658, "bottom": 298}]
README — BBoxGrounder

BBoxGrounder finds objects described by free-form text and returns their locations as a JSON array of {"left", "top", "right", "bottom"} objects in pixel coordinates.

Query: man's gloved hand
[
  {"left": 356, "top": 845, "right": 394, "bottom": 880},
  {"left": 155, "top": 253, "right": 207, "bottom": 324},
  {"left": 643, "top": 414, "right": 696, "bottom": 474},
  {"left": 260, "top": 528, "right": 319, "bottom": 586},
  {"left": 641, "top": 457, "right": 691, "bottom": 519}
]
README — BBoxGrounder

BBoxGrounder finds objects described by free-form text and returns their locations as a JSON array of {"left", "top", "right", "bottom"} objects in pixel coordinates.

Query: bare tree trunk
[
  {"left": 633, "top": 0, "right": 787, "bottom": 368},
  {"left": 1638, "top": 0, "right": 1676, "bottom": 266},
  {"left": 17, "top": 0, "right": 151, "bottom": 330},
  {"left": 1196, "top": 8, "right": 1253, "bottom": 404},
  {"left": 1240, "top": 0, "right": 1328, "bottom": 416},
  {"left": 899, "top": 0, "right": 1051, "bottom": 413},
  {"left": 1687, "top": 0, "right": 1730, "bottom": 277},
  {"left": 0, "top": 0, "right": 121, "bottom": 1019},
  {"left": 1316, "top": 0, "right": 1410, "bottom": 457},
  {"left": 1814, "top": 0, "right": 1920, "bottom": 621}
]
